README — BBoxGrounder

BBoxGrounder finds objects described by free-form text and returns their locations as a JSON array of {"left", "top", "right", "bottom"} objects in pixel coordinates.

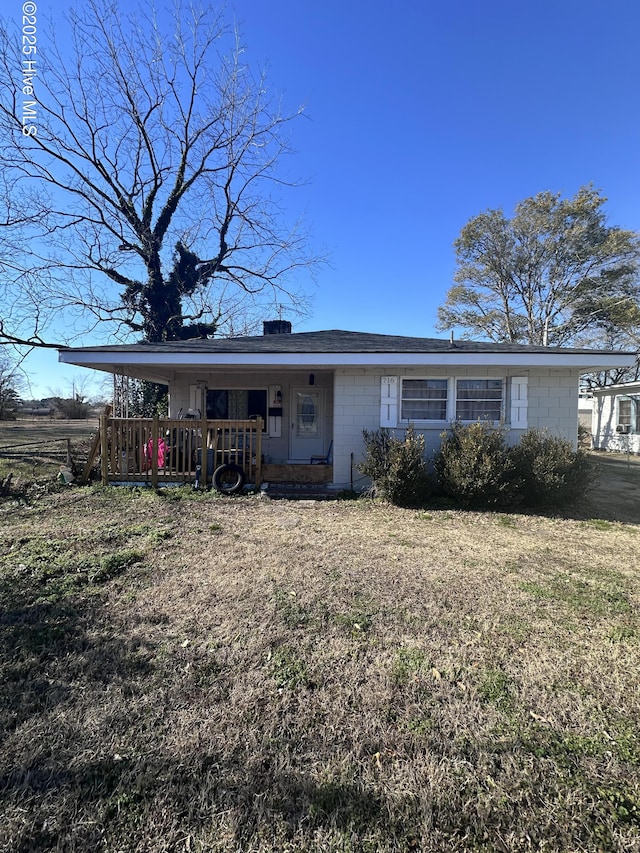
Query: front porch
[{"left": 91, "top": 415, "right": 332, "bottom": 489}]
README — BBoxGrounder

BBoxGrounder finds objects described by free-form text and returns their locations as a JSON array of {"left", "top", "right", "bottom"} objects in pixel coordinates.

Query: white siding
[
  {"left": 510, "top": 376, "right": 528, "bottom": 428},
  {"left": 592, "top": 390, "right": 640, "bottom": 454},
  {"left": 380, "top": 376, "right": 398, "bottom": 427}
]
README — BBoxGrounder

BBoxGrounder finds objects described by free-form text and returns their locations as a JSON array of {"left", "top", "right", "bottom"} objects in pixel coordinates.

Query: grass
[{"left": 1, "top": 422, "right": 640, "bottom": 851}]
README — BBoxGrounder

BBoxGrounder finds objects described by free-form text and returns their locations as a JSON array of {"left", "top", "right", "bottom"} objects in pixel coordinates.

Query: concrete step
[{"left": 260, "top": 482, "right": 335, "bottom": 500}]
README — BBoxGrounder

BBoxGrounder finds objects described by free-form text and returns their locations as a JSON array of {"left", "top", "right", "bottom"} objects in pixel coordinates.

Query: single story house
[
  {"left": 578, "top": 393, "right": 594, "bottom": 432},
  {"left": 59, "top": 322, "right": 636, "bottom": 488},
  {"left": 591, "top": 381, "right": 640, "bottom": 455}
]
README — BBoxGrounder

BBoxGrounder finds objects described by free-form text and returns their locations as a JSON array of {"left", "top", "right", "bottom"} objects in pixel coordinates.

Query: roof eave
[
  {"left": 592, "top": 380, "right": 640, "bottom": 396},
  {"left": 59, "top": 350, "right": 636, "bottom": 372}
]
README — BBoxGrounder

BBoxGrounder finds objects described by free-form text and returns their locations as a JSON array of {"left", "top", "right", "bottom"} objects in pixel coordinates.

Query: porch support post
[
  {"left": 255, "top": 418, "right": 263, "bottom": 487},
  {"left": 200, "top": 410, "right": 208, "bottom": 489},
  {"left": 82, "top": 405, "right": 111, "bottom": 485},
  {"left": 151, "top": 416, "right": 159, "bottom": 488},
  {"left": 100, "top": 412, "right": 109, "bottom": 485}
]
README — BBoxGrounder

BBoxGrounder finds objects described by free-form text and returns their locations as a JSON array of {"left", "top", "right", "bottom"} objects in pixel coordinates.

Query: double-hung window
[
  {"left": 618, "top": 398, "right": 634, "bottom": 432},
  {"left": 455, "top": 379, "right": 503, "bottom": 422},
  {"left": 394, "top": 376, "right": 507, "bottom": 425},
  {"left": 400, "top": 379, "right": 448, "bottom": 421}
]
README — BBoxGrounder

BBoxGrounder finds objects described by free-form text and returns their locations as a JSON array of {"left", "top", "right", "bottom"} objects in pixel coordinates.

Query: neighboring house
[
  {"left": 591, "top": 381, "right": 640, "bottom": 455},
  {"left": 59, "top": 322, "right": 635, "bottom": 488},
  {"left": 578, "top": 393, "right": 594, "bottom": 433}
]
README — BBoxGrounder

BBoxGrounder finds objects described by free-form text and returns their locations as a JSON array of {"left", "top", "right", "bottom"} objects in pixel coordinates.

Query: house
[
  {"left": 59, "top": 322, "right": 636, "bottom": 488},
  {"left": 591, "top": 381, "right": 640, "bottom": 455},
  {"left": 578, "top": 392, "right": 594, "bottom": 432}
]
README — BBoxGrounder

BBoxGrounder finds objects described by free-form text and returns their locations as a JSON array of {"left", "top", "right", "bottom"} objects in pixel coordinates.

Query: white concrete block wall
[
  {"left": 526, "top": 369, "right": 580, "bottom": 443},
  {"left": 170, "top": 365, "right": 583, "bottom": 487},
  {"left": 333, "top": 369, "right": 380, "bottom": 488},
  {"left": 332, "top": 366, "right": 582, "bottom": 488}
]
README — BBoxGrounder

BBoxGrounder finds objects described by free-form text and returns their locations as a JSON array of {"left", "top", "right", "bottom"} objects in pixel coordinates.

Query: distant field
[
  {"left": 0, "top": 417, "right": 100, "bottom": 446},
  {"left": 0, "top": 446, "right": 639, "bottom": 851},
  {"left": 0, "top": 418, "right": 100, "bottom": 481}
]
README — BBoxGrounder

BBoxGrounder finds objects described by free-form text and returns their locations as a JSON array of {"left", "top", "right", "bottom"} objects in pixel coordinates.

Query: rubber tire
[{"left": 212, "top": 463, "right": 246, "bottom": 495}]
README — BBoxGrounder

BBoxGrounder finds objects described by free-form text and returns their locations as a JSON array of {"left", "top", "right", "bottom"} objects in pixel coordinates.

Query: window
[
  {"left": 618, "top": 398, "right": 634, "bottom": 432},
  {"left": 206, "top": 389, "right": 267, "bottom": 426},
  {"left": 456, "top": 379, "right": 503, "bottom": 421},
  {"left": 619, "top": 399, "right": 632, "bottom": 427},
  {"left": 388, "top": 376, "right": 509, "bottom": 426},
  {"left": 401, "top": 379, "right": 448, "bottom": 421}
]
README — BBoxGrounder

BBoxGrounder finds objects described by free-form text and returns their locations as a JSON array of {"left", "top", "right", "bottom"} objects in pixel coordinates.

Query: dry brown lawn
[{"left": 0, "top": 447, "right": 639, "bottom": 852}]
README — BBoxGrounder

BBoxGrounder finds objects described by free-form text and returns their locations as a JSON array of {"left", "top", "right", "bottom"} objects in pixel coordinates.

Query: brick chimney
[{"left": 263, "top": 320, "right": 292, "bottom": 335}]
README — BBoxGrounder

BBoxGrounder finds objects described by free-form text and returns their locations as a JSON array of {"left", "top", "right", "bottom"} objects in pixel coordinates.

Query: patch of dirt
[{"left": 582, "top": 451, "right": 640, "bottom": 524}]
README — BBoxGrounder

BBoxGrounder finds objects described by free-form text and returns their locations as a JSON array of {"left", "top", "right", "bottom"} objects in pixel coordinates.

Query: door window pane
[{"left": 296, "top": 392, "right": 319, "bottom": 437}]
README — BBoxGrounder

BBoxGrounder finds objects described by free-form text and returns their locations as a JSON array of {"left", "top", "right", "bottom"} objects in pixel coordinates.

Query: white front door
[{"left": 290, "top": 388, "right": 324, "bottom": 460}]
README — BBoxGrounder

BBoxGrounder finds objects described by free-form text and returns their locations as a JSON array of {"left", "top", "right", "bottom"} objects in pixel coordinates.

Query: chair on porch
[{"left": 310, "top": 440, "right": 333, "bottom": 465}]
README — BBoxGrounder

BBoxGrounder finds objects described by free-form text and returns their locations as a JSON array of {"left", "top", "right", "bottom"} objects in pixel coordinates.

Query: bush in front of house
[
  {"left": 361, "top": 423, "right": 593, "bottom": 510},
  {"left": 510, "top": 429, "right": 595, "bottom": 507},
  {"left": 434, "top": 421, "right": 517, "bottom": 508},
  {"left": 434, "top": 423, "right": 595, "bottom": 509},
  {"left": 359, "top": 425, "right": 433, "bottom": 507}
]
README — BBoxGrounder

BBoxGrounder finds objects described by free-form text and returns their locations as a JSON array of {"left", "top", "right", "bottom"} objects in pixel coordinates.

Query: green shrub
[
  {"left": 434, "top": 423, "right": 595, "bottom": 509},
  {"left": 359, "top": 425, "right": 432, "bottom": 507},
  {"left": 434, "top": 421, "right": 517, "bottom": 508},
  {"left": 510, "top": 429, "right": 595, "bottom": 507},
  {"left": 359, "top": 428, "right": 393, "bottom": 489}
]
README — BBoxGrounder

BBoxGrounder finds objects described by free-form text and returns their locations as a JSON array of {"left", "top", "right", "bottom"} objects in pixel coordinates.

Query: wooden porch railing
[{"left": 98, "top": 414, "right": 263, "bottom": 487}]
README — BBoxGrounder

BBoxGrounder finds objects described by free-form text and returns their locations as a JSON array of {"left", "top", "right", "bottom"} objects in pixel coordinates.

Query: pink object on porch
[{"left": 143, "top": 437, "right": 167, "bottom": 469}]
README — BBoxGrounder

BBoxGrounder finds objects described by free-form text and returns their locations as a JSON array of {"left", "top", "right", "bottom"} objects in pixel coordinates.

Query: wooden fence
[{"left": 98, "top": 415, "right": 263, "bottom": 487}]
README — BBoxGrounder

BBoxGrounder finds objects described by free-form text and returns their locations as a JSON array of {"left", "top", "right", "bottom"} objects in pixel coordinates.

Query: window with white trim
[
  {"left": 456, "top": 379, "right": 503, "bottom": 421},
  {"left": 619, "top": 399, "right": 632, "bottom": 427},
  {"left": 400, "top": 378, "right": 448, "bottom": 421},
  {"left": 617, "top": 398, "right": 635, "bottom": 432}
]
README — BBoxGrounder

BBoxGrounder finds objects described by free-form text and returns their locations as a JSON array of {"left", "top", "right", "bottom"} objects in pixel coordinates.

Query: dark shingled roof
[{"left": 59, "top": 329, "right": 619, "bottom": 357}]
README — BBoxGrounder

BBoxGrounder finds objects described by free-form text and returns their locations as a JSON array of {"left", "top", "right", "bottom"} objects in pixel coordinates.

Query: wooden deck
[
  {"left": 98, "top": 415, "right": 263, "bottom": 487},
  {"left": 92, "top": 416, "right": 334, "bottom": 489}
]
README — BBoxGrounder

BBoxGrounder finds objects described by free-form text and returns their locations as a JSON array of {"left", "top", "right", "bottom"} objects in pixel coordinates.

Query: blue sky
[{"left": 21, "top": 0, "right": 640, "bottom": 397}]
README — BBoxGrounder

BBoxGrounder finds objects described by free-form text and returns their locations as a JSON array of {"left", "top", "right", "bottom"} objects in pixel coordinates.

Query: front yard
[{"left": 0, "top": 455, "right": 639, "bottom": 851}]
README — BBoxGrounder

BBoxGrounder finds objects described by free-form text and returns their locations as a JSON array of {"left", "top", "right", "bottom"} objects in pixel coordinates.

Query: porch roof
[
  {"left": 59, "top": 329, "right": 636, "bottom": 378},
  {"left": 592, "top": 381, "right": 640, "bottom": 397}
]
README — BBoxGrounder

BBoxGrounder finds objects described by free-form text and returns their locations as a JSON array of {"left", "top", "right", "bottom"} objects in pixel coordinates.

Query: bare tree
[
  {"left": 437, "top": 186, "right": 640, "bottom": 348},
  {"left": 0, "top": 1, "right": 319, "bottom": 347}
]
